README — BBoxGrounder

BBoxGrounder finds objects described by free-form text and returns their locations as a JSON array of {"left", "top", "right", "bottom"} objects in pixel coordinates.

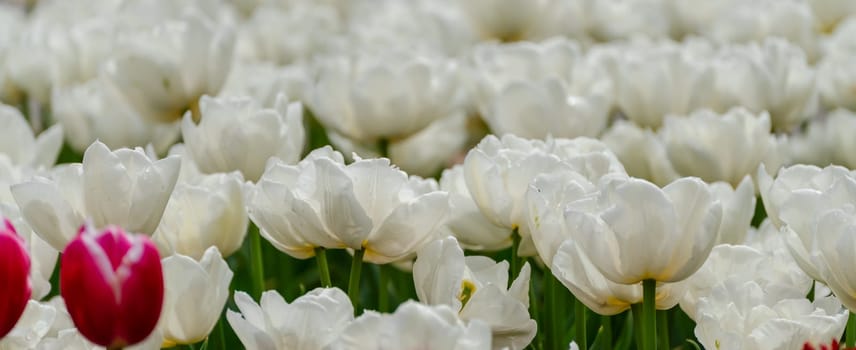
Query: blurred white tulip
[
  {"left": 51, "top": 77, "right": 181, "bottom": 155},
  {"left": 237, "top": 3, "right": 340, "bottom": 65},
  {"left": 790, "top": 109, "right": 856, "bottom": 169},
  {"left": 600, "top": 120, "right": 679, "bottom": 186},
  {"left": 710, "top": 177, "right": 756, "bottom": 245},
  {"left": 182, "top": 94, "right": 304, "bottom": 182},
  {"left": 413, "top": 237, "right": 535, "bottom": 350},
  {"left": 308, "top": 52, "right": 457, "bottom": 143},
  {"left": 105, "top": 13, "right": 235, "bottom": 123},
  {"left": 0, "top": 103, "right": 62, "bottom": 169},
  {"left": 659, "top": 108, "right": 783, "bottom": 186},
  {"left": 817, "top": 53, "right": 856, "bottom": 110},
  {"left": 587, "top": 0, "right": 673, "bottom": 41},
  {"left": 217, "top": 62, "right": 310, "bottom": 107},
  {"left": 227, "top": 288, "right": 353, "bottom": 350}
]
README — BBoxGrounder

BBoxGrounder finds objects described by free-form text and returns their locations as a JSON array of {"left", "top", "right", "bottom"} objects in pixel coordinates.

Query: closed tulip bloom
[
  {"left": 153, "top": 172, "right": 248, "bottom": 260},
  {"left": 0, "top": 204, "right": 58, "bottom": 300},
  {"left": 330, "top": 301, "right": 492, "bottom": 350},
  {"left": 0, "top": 218, "right": 31, "bottom": 338},
  {"left": 413, "top": 237, "right": 535, "bottom": 350},
  {"left": 227, "top": 288, "right": 353, "bottom": 350},
  {"left": 181, "top": 94, "right": 305, "bottom": 182},
  {"left": 248, "top": 147, "right": 449, "bottom": 263},
  {"left": 0, "top": 103, "right": 63, "bottom": 169},
  {"left": 569, "top": 175, "right": 722, "bottom": 284},
  {"left": 160, "top": 247, "right": 232, "bottom": 346},
  {"left": 11, "top": 141, "right": 180, "bottom": 251},
  {"left": 60, "top": 224, "right": 164, "bottom": 349},
  {"left": 803, "top": 207, "right": 856, "bottom": 314}
]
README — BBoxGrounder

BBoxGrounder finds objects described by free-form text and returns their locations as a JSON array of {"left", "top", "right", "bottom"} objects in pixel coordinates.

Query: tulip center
[{"left": 458, "top": 280, "right": 477, "bottom": 309}]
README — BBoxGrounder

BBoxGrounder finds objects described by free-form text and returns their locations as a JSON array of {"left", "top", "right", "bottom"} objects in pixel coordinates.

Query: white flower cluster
[{"left": 1, "top": 0, "right": 856, "bottom": 349}]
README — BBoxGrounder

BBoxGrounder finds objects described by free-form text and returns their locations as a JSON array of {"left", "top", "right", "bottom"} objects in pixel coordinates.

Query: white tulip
[
  {"left": 439, "top": 165, "right": 508, "bottom": 251},
  {"left": 11, "top": 142, "right": 180, "bottom": 250},
  {"left": 153, "top": 172, "right": 247, "bottom": 260},
  {"left": 659, "top": 108, "right": 782, "bottom": 186},
  {"left": 105, "top": 13, "right": 235, "bottom": 123},
  {"left": 600, "top": 120, "right": 679, "bottom": 187},
  {"left": 227, "top": 288, "right": 354, "bottom": 350},
  {"left": 694, "top": 279, "right": 847, "bottom": 350},
  {"left": 329, "top": 301, "right": 492, "bottom": 350},
  {"left": 463, "top": 134, "right": 625, "bottom": 256},
  {"left": 160, "top": 247, "right": 233, "bottom": 346},
  {"left": 248, "top": 147, "right": 449, "bottom": 263},
  {"left": 217, "top": 62, "right": 310, "bottom": 107},
  {"left": 0, "top": 103, "right": 62, "bottom": 169},
  {"left": 552, "top": 239, "right": 686, "bottom": 316},
  {"left": 568, "top": 175, "right": 722, "bottom": 284},
  {"left": 413, "top": 237, "right": 535, "bottom": 350},
  {"left": 758, "top": 164, "right": 856, "bottom": 283},
  {"left": 459, "top": 0, "right": 585, "bottom": 42},
  {"left": 677, "top": 241, "right": 812, "bottom": 321},
  {"left": 308, "top": 52, "right": 457, "bottom": 143},
  {"left": 238, "top": 3, "right": 340, "bottom": 65},
  {"left": 700, "top": 0, "right": 818, "bottom": 58},
  {"left": 51, "top": 77, "right": 181, "bottom": 155},
  {"left": 817, "top": 53, "right": 856, "bottom": 110},
  {"left": 710, "top": 177, "right": 756, "bottom": 245},
  {"left": 790, "top": 109, "right": 856, "bottom": 169},
  {"left": 612, "top": 41, "right": 713, "bottom": 128},
  {"left": 809, "top": 0, "right": 856, "bottom": 32},
  {"left": 707, "top": 39, "right": 816, "bottom": 132},
  {"left": 181, "top": 94, "right": 305, "bottom": 182},
  {"left": 587, "top": 0, "right": 673, "bottom": 41},
  {"left": 327, "top": 112, "right": 471, "bottom": 178}
]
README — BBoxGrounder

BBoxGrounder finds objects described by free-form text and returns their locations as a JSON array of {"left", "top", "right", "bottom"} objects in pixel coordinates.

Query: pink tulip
[
  {"left": 0, "top": 218, "right": 30, "bottom": 338},
  {"left": 61, "top": 224, "right": 163, "bottom": 349}
]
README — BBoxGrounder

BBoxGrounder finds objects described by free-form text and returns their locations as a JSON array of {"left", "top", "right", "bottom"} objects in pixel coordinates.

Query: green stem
[
  {"left": 510, "top": 228, "right": 521, "bottom": 286},
  {"left": 379, "top": 265, "right": 390, "bottom": 312},
  {"left": 528, "top": 266, "right": 542, "bottom": 350},
  {"left": 348, "top": 249, "right": 365, "bottom": 311},
  {"left": 545, "top": 271, "right": 555, "bottom": 350},
  {"left": 215, "top": 314, "right": 225, "bottom": 350},
  {"left": 315, "top": 247, "right": 332, "bottom": 287},
  {"left": 641, "top": 279, "right": 657, "bottom": 350},
  {"left": 601, "top": 315, "right": 613, "bottom": 350},
  {"left": 249, "top": 225, "right": 265, "bottom": 299},
  {"left": 848, "top": 312, "right": 856, "bottom": 348},
  {"left": 657, "top": 310, "right": 669, "bottom": 350},
  {"left": 631, "top": 304, "right": 643, "bottom": 349},
  {"left": 575, "top": 298, "right": 587, "bottom": 349}
]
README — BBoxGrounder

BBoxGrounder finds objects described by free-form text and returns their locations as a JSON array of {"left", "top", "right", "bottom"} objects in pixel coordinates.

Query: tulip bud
[
  {"left": 60, "top": 224, "right": 163, "bottom": 348},
  {"left": 0, "top": 218, "right": 31, "bottom": 338}
]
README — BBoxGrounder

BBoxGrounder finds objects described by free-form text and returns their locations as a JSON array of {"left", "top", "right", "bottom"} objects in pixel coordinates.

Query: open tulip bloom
[{"left": 60, "top": 223, "right": 163, "bottom": 349}]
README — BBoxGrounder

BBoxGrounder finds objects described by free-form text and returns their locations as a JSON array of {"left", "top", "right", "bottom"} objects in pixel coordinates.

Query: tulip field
[{"left": 3, "top": 0, "right": 856, "bottom": 349}]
